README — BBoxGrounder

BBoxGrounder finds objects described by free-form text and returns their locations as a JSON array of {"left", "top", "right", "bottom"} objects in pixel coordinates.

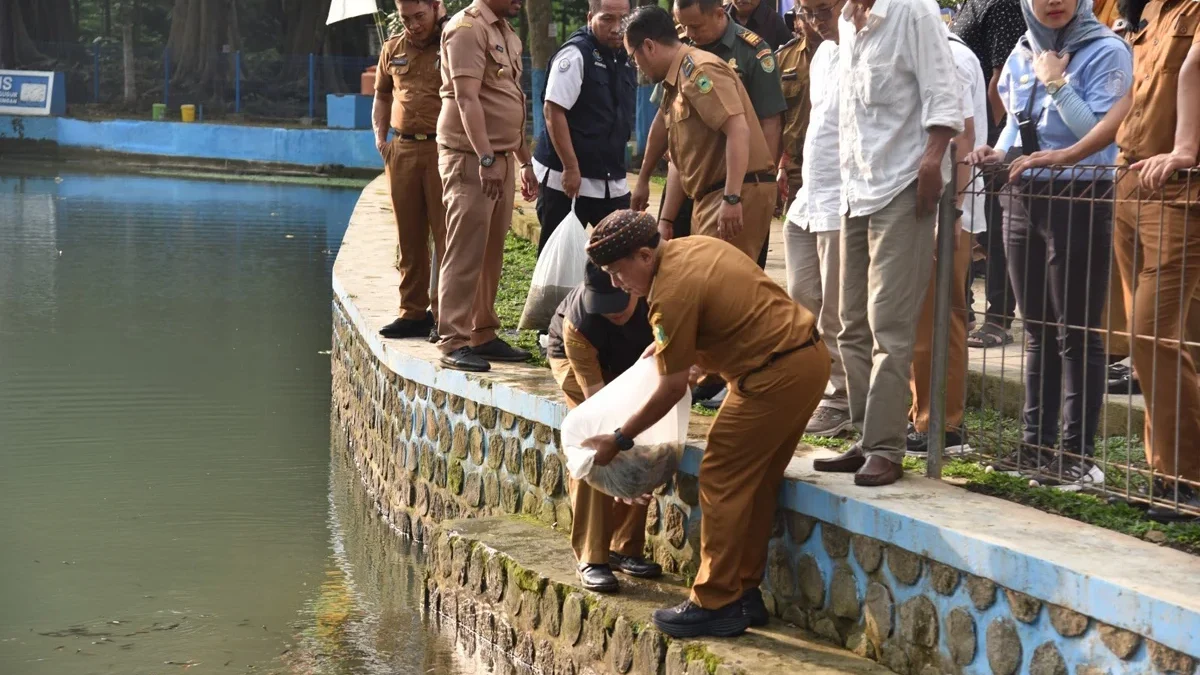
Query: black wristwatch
[
  {"left": 613, "top": 428, "right": 635, "bottom": 451},
  {"left": 722, "top": 194, "right": 742, "bottom": 205},
  {"left": 480, "top": 154, "right": 496, "bottom": 168}
]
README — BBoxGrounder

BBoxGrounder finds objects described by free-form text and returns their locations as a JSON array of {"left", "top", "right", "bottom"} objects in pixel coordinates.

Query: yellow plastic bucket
[{"left": 180, "top": 104, "right": 196, "bottom": 123}]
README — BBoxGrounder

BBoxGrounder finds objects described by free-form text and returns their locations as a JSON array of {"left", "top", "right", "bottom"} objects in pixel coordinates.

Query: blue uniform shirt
[{"left": 998, "top": 35, "right": 1132, "bottom": 180}]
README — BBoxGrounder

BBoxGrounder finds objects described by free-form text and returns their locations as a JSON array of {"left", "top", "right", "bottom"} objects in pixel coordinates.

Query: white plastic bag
[
  {"left": 561, "top": 357, "right": 692, "bottom": 499},
  {"left": 518, "top": 203, "right": 588, "bottom": 331}
]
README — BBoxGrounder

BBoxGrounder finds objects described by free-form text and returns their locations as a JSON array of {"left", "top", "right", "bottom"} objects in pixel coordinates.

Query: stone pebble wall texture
[{"left": 332, "top": 299, "right": 1197, "bottom": 675}]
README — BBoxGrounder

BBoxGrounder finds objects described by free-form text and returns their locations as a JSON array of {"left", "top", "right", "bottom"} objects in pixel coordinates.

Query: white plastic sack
[
  {"left": 561, "top": 357, "right": 691, "bottom": 499},
  {"left": 518, "top": 204, "right": 588, "bottom": 331}
]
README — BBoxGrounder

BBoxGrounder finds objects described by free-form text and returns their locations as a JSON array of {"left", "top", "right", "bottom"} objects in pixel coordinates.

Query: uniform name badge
[{"left": 651, "top": 313, "right": 669, "bottom": 348}]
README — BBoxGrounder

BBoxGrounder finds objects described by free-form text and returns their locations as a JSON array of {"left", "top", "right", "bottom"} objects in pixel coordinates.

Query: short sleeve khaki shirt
[
  {"left": 775, "top": 34, "right": 813, "bottom": 168},
  {"left": 375, "top": 29, "right": 443, "bottom": 136},
  {"left": 647, "top": 237, "right": 816, "bottom": 380},
  {"left": 1116, "top": 0, "right": 1200, "bottom": 163},
  {"left": 660, "top": 47, "right": 775, "bottom": 199},
  {"left": 436, "top": 0, "right": 526, "bottom": 153}
]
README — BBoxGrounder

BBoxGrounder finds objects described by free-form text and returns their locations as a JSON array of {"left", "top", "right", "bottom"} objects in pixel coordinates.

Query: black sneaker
[
  {"left": 741, "top": 587, "right": 770, "bottom": 627},
  {"left": 578, "top": 564, "right": 619, "bottom": 593},
  {"left": 440, "top": 347, "right": 490, "bottom": 372},
  {"left": 379, "top": 311, "right": 434, "bottom": 339},
  {"left": 609, "top": 552, "right": 662, "bottom": 579},
  {"left": 905, "top": 429, "right": 970, "bottom": 457},
  {"left": 652, "top": 599, "right": 750, "bottom": 638},
  {"left": 1142, "top": 480, "right": 1200, "bottom": 523},
  {"left": 1029, "top": 455, "right": 1105, "bottom": 492},
  {"left": 472, "top": 337, "right": 530, "bottom": 363}
]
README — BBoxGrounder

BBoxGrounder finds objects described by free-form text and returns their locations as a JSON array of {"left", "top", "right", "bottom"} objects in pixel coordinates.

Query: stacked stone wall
[{"left": 332, "top": 296, "right": 1197, "bottom": 675}]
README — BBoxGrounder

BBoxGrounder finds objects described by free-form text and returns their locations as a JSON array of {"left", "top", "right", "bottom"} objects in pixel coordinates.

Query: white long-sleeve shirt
[
  {"left": 786, "top": 40, "right": 842, "bottom": 234},
  {"left": 837, "top": 0, "right": 964, "bottom": 218},
  {"left": 949, "top": 33, "right": 988, "bottom": 234}
]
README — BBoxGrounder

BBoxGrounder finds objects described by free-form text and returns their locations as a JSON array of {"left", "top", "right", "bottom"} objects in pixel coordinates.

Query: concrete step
[{"left": 431, "top": 515, "right": 891, "bottom": 675}]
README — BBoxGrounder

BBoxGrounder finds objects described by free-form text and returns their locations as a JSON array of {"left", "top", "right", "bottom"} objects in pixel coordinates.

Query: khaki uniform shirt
[
  {"left": 776, "top": 34, "right": 813, "bottom": 170},
  {"left": 648, "top": 237, "right": 816, "bottom": 379},
  {"left": 375, "top": 28, "right": 444, "bottom": 136},
  {"left": 437, "top": 0, "right": 526, "bottom": 153},
  {"left": 1116, "top": 0, "right": 1200, "bottom": 164},
  {"left": 660, "top": 47, "right": 775, "bottom": 200}
]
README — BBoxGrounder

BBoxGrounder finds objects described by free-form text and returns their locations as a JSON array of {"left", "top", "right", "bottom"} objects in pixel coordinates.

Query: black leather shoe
[
  {"left": 813, "top": 444, "right": 866, "bottom": 473},
  {"left": 440, "top": 347, "right": 490, "bottom": 372},
  {"left": 1107, "top": 364, "right": 1141, "bottom": 395},
  {"left": 428, "top": 326, "right": 440, "bottom": 344},
  {"left": 855, "top": 455, "right": 904, "bottom": 486},
  {"left": 578, "top": 564, "right": 619, "bottom": 593},
  {"left": 473, "top": 337, "right": 531, "bottom": 362},
  {"left": 741, "top": 587, "right": 770, "bottom": 627},
  {"left": 609, "top": 552, "right": 662, "bottom": 579},
  {"left": 379, "top": 311, "right": 433, "bottom": 339},
  {"left": 652, "top": 599, "right": 750, "bottom": 638}
]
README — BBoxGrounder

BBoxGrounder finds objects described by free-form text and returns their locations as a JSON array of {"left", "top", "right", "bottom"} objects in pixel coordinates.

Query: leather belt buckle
[{"left": 414, "top": 133, "right": 429, "bottom": 141}]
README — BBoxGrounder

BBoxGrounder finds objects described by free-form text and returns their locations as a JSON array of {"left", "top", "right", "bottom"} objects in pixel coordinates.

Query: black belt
[
  {"left": 698, "top": 171, "right": 776, "bottom": 200},
  {"left": 393, "top": 129, "right": 436, "bottom": 141},
  {"left": 735, "top": 328, "right": 822, "bottom": 393}
]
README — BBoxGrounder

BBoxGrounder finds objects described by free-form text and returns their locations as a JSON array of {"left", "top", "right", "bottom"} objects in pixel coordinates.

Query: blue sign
[{"left": 0, "top": 70, "right": 66, "bottom": 116}]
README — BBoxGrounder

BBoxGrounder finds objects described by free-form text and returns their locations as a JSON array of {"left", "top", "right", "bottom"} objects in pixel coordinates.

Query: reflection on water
[{"left": 0, "top": 168, "right": 465, "bottom": 674}]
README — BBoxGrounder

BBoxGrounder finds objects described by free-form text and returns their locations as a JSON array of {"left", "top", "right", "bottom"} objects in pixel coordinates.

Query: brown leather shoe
[
  {"left": 812, "top": 444, "right": 866, "bottom": 473},
  {"left": 855, "top": 455, "right": 904, "bottom": 486}
]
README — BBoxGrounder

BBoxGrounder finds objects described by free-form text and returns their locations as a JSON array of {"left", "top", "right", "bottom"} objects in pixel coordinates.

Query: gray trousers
[
  {"left": 838, "top": 183, "right": 936, "bottom": 463},
  {"left": 783, "top": 223, "right": 848, "bottom": 410}
]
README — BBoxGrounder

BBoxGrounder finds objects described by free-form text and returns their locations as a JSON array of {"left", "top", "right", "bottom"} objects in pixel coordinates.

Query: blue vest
[{"left": 534, "top": 28, "right": 636, "bottom": 182}]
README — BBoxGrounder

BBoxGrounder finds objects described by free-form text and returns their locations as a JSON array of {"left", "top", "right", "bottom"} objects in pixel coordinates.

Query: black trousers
[
  {"left": 1002, "top": 180, "right": 1113, "bottom": 457},
  {"left": 662, "top": 195, "right": 769, "bottom": 269},
  {"left": 535, "top": 184, "right": 631, "bottom": 256}
]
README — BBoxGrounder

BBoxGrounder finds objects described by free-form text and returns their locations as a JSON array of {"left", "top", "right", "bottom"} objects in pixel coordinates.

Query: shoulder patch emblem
[
  {"left": 736, "top": 27, "right": 763, "bottom": 47},
  {"left": 681, "top": 55, "right": 696, "bottom": 79},
  {"left": 756, "top": 47, "right": 771, "bottom": 60},
  {"left": 760, "top": 54, "right": 776, "bottom": 73},
  {"left": 650, "top": 313, "right": 669, "bottom": 348},
  {"left": 558, "top": 57, "right": 571, "bottom": 72},
  {"left": 696, "top": 74, "right": 713, "bottom": 94},
  {"left": 456, "top": 19, "right": 473, "bottom": 29}
]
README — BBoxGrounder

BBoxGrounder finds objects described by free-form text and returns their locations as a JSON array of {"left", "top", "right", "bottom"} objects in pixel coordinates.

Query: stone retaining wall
[{"left": 332, "top": 292, "right": 1197, "bottom": 675}]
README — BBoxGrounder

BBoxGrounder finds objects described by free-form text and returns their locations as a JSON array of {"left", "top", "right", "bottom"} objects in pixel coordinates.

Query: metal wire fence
[{"left": 928, "top": 160, "right": 1200, "bottom": 518}]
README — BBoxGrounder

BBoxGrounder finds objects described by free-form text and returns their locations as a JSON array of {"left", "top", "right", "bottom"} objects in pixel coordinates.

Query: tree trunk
[
  {"left": 122, "top": 23, "right": 136, "bottom": 104},
  {"left": 0, "top": 0, "right": 47, "bottom": 68},
  {"left": 104, "top": 0, "right": 112, "bottom": 37},
  {"left": 524, "top": 0, "right": 555, "bottom": 144},
  {"left": 166, "top": 0, "right": 242, "bottom": 97}
]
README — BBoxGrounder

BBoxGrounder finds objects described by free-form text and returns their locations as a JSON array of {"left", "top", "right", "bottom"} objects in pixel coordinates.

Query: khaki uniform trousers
[
  {"left": 385, "top": 138, "right": 446, "bottom": 321},
  {"left": 692, "top": 340, "right": 830, "bottom": 610},
  {"left": 1113, "top": 175, "right": 1200, "bottom": 483},
  {"left": 910, "top": 229, "right": 974, "bottom": 432},
  {"left": 693, "top": 181, "right": 776, "bottom": 261},
  {"left": 436, "top": 149, "right": 515, "bottom": 353},
  {"left": 548, "top": 357, "right": 648, "bottom": 565}
]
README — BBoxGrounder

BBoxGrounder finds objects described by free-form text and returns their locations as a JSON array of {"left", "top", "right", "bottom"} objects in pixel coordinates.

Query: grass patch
[
  {"left": 496, "top": 233, "right": 548, "bottom": 368},
  {"left": 691, "top": 403, "right": 717, "bottom": 417}
]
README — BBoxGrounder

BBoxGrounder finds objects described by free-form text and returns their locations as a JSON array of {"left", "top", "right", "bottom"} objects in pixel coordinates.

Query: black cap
[{"left": 582, "top": 261, "right": 631, "bottom": 315}]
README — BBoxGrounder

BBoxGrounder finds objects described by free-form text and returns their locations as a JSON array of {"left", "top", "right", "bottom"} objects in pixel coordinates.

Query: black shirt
[
  {"left": 727, "top": 1, "right": 794, "bottom": 50},
  {"left": 547, "top": 285, "right": 653, "bottom": 384},
  {"left": 951, "top": 0, "right": 1026, "bottom": 82}
]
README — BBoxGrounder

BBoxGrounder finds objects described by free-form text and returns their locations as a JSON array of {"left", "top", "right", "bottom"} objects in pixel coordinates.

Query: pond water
[{"left": 0, "top": 168, "right": 469, "bottom": 675}]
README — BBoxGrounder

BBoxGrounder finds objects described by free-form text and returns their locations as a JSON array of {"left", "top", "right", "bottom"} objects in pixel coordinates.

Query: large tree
[
  {"left": 0, "top": 0, "right": 76, "bottom": 69},
  {"left": 165, "top": 0, "right": 243, "bottom": 94}
]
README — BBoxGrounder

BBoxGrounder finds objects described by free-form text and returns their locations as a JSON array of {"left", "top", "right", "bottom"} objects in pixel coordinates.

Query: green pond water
[{"left": 0, "top": 168, "right": 471, "bottom": 675}]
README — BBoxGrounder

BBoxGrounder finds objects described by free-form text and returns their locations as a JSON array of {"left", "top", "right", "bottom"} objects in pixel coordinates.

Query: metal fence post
[
  {"left": 926, "top": 141, "right": 959, "bottom": 480},
  {"left": 93, "top": 44, "right": 101, "bottom": 103},
  {"left": 235, "top": 51, "right": 242, "bottom": 114},
  {"left": 163, "top": 48, "right": 171, "bottom": 108},
  {"left": 308, "top": 53, "right": 315, "bottom": 120}
]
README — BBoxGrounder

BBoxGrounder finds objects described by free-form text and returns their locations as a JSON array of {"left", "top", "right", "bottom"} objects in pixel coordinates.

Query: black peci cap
[{"left": 582, "top": 260, "right": 632, "bottom": 315}]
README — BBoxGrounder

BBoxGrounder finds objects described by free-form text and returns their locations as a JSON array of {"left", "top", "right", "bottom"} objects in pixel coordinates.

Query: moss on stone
[
  {"left": 500, "top": 554, "right": 546, "bottom": 594},
  {"left": 682, "top": 644, "right": 723, "bottom": 675},
  {"left": 448, "top": 460, "right": 465, "bottom": 495}
]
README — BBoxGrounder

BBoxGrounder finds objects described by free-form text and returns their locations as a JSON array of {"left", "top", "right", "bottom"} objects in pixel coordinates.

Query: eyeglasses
[{"left": 799, "top": 6, "right": 836, "bottom": 21}]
